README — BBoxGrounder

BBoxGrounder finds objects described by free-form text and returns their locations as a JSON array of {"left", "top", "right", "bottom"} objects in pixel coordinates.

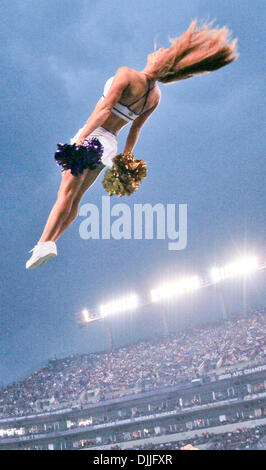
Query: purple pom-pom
[{"left": 54, "top": 138, "right": 104, "bottom": 175}]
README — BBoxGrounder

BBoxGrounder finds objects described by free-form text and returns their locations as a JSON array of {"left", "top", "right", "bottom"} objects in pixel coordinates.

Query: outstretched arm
[
  {"left": 75, "top": 68, "right": 130, "bottom": 145},
  {"left": 123, "top": 100, "right": 160, "bottom": 153}
]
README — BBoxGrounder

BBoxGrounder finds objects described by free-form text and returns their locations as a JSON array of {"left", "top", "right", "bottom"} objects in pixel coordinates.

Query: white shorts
[{"left": 70, "top": 126, "right": 118, "bottom": 168}]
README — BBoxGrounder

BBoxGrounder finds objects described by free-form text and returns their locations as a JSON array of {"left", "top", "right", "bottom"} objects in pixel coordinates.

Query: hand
[{"left": 74, "top": 136, "right": 86, "bottom": 146}]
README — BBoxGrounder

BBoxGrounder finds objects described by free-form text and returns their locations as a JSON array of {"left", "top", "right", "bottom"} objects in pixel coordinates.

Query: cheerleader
[{"left": 26, "top": 19, "right": 238, "bottom": 269}]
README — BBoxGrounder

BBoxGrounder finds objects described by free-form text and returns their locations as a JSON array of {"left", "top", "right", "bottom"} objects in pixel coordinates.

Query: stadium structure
[
  {"left": 0, "top": 256, "right": 265, "bottom": 450},
  {"left": 0, "top": 312, "right": 265, "bottom": 450}
]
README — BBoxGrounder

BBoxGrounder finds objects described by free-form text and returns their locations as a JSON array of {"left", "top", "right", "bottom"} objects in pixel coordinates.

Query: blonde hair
[{"left": 151, "top": 19, "right": 238, "bottom": 84}]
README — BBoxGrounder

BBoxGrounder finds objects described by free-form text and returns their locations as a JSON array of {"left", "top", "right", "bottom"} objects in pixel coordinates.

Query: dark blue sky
[{"left": 0, "top": 1, "right": 265, "bottom": 386}]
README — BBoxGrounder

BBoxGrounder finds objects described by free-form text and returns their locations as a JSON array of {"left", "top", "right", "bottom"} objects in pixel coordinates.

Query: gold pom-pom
[{"left": 102, "top": 152, "right": 147, "bottom": 196}]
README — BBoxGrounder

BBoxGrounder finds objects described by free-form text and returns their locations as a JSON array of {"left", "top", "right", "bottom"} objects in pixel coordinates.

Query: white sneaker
[{"left": 26, "top": 242, "right": 57, "bottom": 269}]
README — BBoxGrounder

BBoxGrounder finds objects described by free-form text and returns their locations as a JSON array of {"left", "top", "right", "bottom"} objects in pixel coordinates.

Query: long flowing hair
[{"left": 151, "top": 19, "right": 238, "bottom": 84}]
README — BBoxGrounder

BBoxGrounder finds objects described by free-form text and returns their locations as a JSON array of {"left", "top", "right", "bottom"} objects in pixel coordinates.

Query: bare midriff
[{"left": 100, "top": 113, "right": 129, "bottom": 136}]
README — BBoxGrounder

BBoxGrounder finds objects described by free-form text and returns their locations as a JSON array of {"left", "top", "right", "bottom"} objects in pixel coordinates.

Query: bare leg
[
  {"left": 52, "top": 200, "right": 80, "bottom": 242},
  {"left": 48, "top": 163, "right": 105, "bottom": 242},
  {"left": 39, "top": 169, "right": 87, "bottom": 242}
]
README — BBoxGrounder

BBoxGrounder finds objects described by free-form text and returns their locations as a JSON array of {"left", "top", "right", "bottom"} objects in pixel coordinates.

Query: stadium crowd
[
  {"left": 119, "top": 424, "right": 266, "bottom": 450},
  {"left": 0, "top": 308, "right": 265, "bottom": 418}
]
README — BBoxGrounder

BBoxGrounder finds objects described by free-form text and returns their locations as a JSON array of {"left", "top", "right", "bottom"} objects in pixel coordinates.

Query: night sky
[{"left": 0, "top": 1, "right": 265, "bottom": 386}]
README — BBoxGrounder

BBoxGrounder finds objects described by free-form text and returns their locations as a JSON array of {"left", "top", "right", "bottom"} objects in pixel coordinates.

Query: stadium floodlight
[
  {"left": 210, "top": 256, "right": 259, "bottom": 283},
  {"left": 82, "top": 309, "right": 90, "bottom": 323},
  {"left": 99, "top": 294, "right": 139, "bottom": 318},
  {"left": 151, "top": 275, "right": 201, "bottom": 302}
]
